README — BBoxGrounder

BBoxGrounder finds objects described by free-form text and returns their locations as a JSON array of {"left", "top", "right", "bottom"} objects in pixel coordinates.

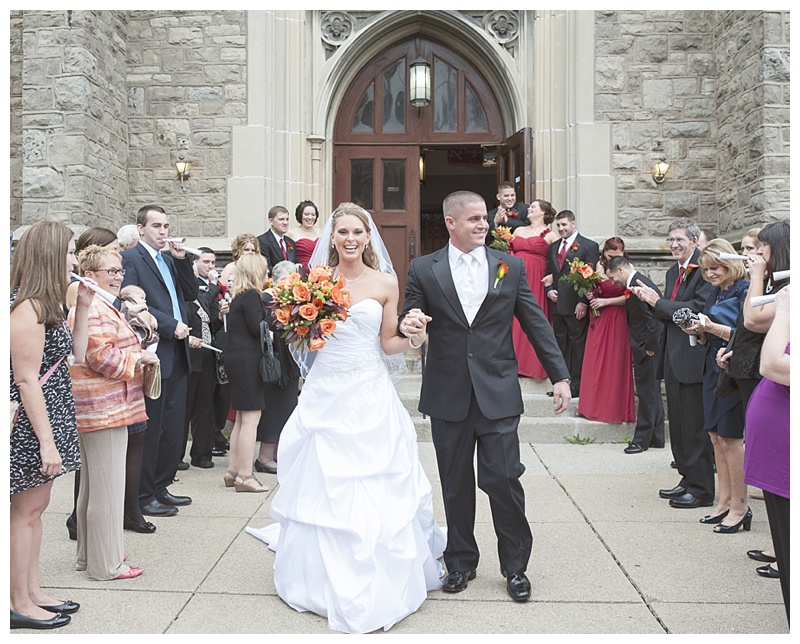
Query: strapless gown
[
  {"left": 246, "top": 298, "right": 446, "bottom": 633},
  {"left": 509, "top": 232, "right": 550, "bottom": 379}
]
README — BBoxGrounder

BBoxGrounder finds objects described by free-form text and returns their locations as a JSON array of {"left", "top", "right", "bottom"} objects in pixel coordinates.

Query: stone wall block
[
  {"left": 167, "top": 26, "right": 203, "bottom": 45},
  {"left": 49, "top": 134, "right": 88, "bottom": 165},
  {"left": 23, "top": 166, "right": 65, "bottom": 198},
  {"left": 596, "top": 57, "right": 626, "bottom": 92},
  {"left": 194, "top": 131, "right": 230, "bottom": 146},
  {"left": 663, "top": 121, "right": 710, "bottom": 138},
  {"left": 23, "top": 130, "right": 48, "bottom": 163},
  {"left": 760, "top": 48, "right": 790, "bottom": 82},
  {"left": 187, "top": 86, "right": 224, "bottom": 102},
  {"left": 54, "top": 75, "right": 92, "bottom": 111},
  {"left": 664, "top": 193, "right": 698, "bottom": 218},
  {"left": 637, "top": 35, "right": 668, "bottom": 62},
  {"left": 155, "top": 118, "right": 191, "bottom": 146},
  {"left": 64, "top": 46, "right": 98, "bottom": 76},
  {"left": 642, "top": 78, "right": 672, "bottom": 109},
  {"left": 204, "top": 64, "right": 241, "bottom": 84}
]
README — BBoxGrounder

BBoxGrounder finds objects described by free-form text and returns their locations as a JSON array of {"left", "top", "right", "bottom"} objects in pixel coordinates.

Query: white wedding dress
[{"left": 246, "top": 298, "right": 446, "bottom": 634}]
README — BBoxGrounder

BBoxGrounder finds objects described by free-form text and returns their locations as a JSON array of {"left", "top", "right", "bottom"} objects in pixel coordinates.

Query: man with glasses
[{"left": 632, "top": 218, "right": 714, "bottom": 508}]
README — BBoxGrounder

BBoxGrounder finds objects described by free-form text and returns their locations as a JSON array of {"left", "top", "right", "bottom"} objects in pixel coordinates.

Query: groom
[{"left": 399, "top": 190, "right": 571, "bottom": 602}]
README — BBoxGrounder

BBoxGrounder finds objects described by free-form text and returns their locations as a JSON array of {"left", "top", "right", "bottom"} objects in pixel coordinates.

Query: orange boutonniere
[
  {"left": 683, "top": 263, "right": 699, "bottom": 282},
  {"left": 571, "top": 242, "right": 579, "bottom": 252},
  {"left": 624, "top": 288, "right": 631, "bottom": 299},
  {"left": 494, "top": 260, "right": 509, "bottom": 289}
]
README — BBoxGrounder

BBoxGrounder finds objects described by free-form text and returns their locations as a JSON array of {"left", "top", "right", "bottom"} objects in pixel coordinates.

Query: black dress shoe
[
  {"left": 669, "top": 492, "right": 714, "bottom": 509},
  {"left": 442, "top": 569, "right": 476, "bottom": 593},
  {"left": 11, "top": 609, "right": 71, "bottom": 630},
  {"left": 624, "top": 444, "right": 646, "bottom": 454},
  {"left": 38, "top": 600, "right": 79, "bottom": 615},
  {"left": 254, "top": 459, "right": 278, "bottom": 475},
  {"left": 659, "top": 484, "right": 687, "bottom": 499},
  {"left": 503, "top": 571, "right": 531, "bottom": 602},
  {"left": 649, "top": 442, "right": 665, "bottom": 449},
  {"left": 191, "top": 458, "right": 214, "bottom": 469},
  {"left": 670, "top": 460, "right": 677, "bottom": 469},
  {"left": 747, "top": 549, "right": 777, "bottom": 563},
  {"left": 176, "top": 461, "right": 189, "bottom": 471},
  {"left": 155, "top": 490, "right": 192, "bottom": 506},
  {"left": 123, "top": 517, "right": 157, "bottom": 533},
  {"left": 66, "top": 515, "right": 77, "bottom": 541},
  {"left": 756, "top": 564, "right": 780, "bottom": 579},
  {"left": 140, "top": 500, "right": 179, "bottom": 517},
  {"left": 211, "top": 446, "right": 227, "bottom": 457}
]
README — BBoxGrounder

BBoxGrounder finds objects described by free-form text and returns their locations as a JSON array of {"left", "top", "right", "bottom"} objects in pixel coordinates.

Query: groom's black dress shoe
[
  {"left": 140, "top": 500, "right": 178, "bottom": 517},
  {"left": 659, "top": 484, "right": 687, "bottom": 499},
  {"left": 503, "top": 571, "right": 532, "bottom": 602},
  {"left": 442, "top": 570, "right": 476, "bottom": 593},
  {"left": 669, "top": 492, "right": 713, "bottom": 509},
  {"left": 624, "top": 444, "right": 646, "bottom": 454},
  {"left": 155, "top": 490, "right": 192, "bottom": 506},
  {"left": 10, "top": 610, "right": 71, "bottom": 630}
]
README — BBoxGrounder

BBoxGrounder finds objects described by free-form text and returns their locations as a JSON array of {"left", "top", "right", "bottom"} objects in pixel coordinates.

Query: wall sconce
[
  {"left": 652, "top": 159, "right": 669, "bottom": 184},
  {"left": 409, "top": 57, "right": 431, "bottom": 108},
  {"left": 418, "top": 151, "right": 426, "bottom": 184},
  {"left": 175, "top": 155, "right": 191, "bottom": 191}
]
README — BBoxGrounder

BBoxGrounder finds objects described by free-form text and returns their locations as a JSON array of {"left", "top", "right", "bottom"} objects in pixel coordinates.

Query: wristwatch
[{"left": 558, "top": 378, "right": 572, "bottom": 386}]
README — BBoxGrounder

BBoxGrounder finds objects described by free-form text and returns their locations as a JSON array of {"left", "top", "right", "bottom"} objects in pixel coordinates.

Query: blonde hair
[
  {"left": 232, "top": 253, "right": 268, "bottom": 297},
  {"left": 698, "top": 238, "right": 747, "bottom": 285},
  {"left": 326, "top": 202, "right": 380, "bottom": 270},
  {"left": 742, "top": 228, "right": 762, "bottom": 249},
  {"left": 10, "top": 221, "right": 74, "bottom": 326},
  {"left": 230, "top": 233, "right": 260, "bottom": 261},
  {"left": 77, "top": 244, "right": 122, "bottom": 276}
]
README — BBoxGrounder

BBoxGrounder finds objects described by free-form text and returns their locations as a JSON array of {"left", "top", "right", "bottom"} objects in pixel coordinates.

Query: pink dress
[
  {"left": 295, "top": 237, "right": 318, "bottom": 267},
  {"left": 509, "top": 230, "right": 551, "bottom": 379},
  {"left": 577, "top": 279, "right": 636, "bottom": 422}
]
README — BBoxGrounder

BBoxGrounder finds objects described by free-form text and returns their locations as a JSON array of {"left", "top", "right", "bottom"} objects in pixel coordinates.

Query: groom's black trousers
[{"left": 430, "top": 391, "right": 532, "bottom": 575}]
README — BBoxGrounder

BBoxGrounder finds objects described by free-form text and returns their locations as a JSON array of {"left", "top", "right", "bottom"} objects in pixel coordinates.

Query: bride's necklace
[{"left": 341, "top": 265, "right": 368, "bottom": 284}]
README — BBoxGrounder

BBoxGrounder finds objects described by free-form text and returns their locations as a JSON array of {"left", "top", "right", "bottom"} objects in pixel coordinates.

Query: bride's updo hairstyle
[{"left": 327, "top": 202, "right": 380, "bottom": 270}]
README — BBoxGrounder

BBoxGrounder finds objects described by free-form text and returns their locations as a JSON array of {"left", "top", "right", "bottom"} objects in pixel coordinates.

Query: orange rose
[
  {"left": 318, "top": 318, "right": 337, "bottom": 336},
  {"left": 330, "top": 286, "right": 346, "bottom": 306},
  {"left": 286, "top": 272, "right": 301, "bottom": 287},
  {"left": 309, "top": 337, "right": 326, "bottom": 351},
  {"left": 579, "top": 265, "right": 594, "bottom": 279},
  {"left": 275, "top": 307, "right": 291, "bottom": 325},
  {"left": 292, "top": 283, "right": 311, "bottom": 302},
  {"left": 298, "top": 304, "right": 317, "bottom": 321},
  {"left": 295, "top": 325, "right": 309, "bottom": 336},
  {"left": 308, "top": 266, "right": 330, "bottom": 284}
]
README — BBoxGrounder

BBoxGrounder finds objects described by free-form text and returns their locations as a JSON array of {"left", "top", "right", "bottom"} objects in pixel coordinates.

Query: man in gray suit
[
  {"left": 399, "top": 191, "right": 570, "bottom": 602},
  {"left": 633, "top": 218, "right": 713, "bottom": 508}
]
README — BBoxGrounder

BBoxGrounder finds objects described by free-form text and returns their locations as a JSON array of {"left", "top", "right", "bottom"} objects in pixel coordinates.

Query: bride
[{"left": 246, "top": 203, "right": 446, "bottom": 634}]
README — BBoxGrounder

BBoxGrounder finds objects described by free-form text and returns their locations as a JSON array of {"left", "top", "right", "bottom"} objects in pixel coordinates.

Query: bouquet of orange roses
[
  {"left": 489, "top": 225, "right": 513, "bottom": 253},
  {"left": 560, "top": 257, "right": 604, "bottom": 317},
  {"left": 266, "top": 265, "right": 350, "bottom": 351}
]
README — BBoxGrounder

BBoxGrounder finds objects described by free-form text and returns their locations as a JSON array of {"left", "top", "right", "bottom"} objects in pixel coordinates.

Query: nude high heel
[{"left": 234, "top": 476, "right": 269, "bottom": 493}]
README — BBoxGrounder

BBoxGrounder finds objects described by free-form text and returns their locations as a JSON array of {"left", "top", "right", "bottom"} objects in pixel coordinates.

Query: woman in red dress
[
  {"left": 508, "top": 199, "right": 560, "bottom": 378},
  {"left": 292, "top": 200, "right": 320, "bottom": 267},
  {"left": 576, "top": 237, "right": 636, "bottom": 422}
]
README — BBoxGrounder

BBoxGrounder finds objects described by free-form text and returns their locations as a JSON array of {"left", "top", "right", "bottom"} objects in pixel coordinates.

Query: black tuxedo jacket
[
  {"left": 652, "top": 248, "right": 712, "bottom": 384},
  {"left": 625, "top": 271, "right": 664, "bottom": 355},
  {"left": 187, "top": 277, "right": 224, "bottom": 372},
  {"left": 257, "top": 231, "right": 298, "bottom": 274},
  {"left": 485, "top": 202, "right": 530, "bottom": 244},
  {"left": 121, "top": 244, "right": 198, "bottom": 379},
  {"left": 545, "top": 233, "right": 601, "bottom": 315},
  {"left": 401, "top": 246, "right": 569, "bottom": 422}
]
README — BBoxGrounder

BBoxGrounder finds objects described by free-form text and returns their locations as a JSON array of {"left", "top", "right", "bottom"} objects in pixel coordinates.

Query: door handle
[{"left": 409, "top": 232, "right": 416, "bottom": 259}]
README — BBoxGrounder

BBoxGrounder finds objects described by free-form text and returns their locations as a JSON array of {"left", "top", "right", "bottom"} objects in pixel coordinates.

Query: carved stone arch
[{"left": 316, "top": 10, "right": 525, "bottom": 141}]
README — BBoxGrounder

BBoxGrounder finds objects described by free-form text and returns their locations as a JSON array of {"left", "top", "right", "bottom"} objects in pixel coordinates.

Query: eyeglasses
[
  {"left": 665, "top": 237, "right": 689, "bottom": 245},
  {"left": 96, "top": 268, "right": 126, "bottom": 277}
]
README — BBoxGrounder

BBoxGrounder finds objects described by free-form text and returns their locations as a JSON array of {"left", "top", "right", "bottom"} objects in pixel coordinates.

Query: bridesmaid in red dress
[
  {"left": 292, "top": 200, "right": 320, "bottom": 268},
  {"left": 509, "top": 199, "right": 560, "bottom": 378},
  {"left": 577, "top": 237, "right": 636, "bottom": 422}
]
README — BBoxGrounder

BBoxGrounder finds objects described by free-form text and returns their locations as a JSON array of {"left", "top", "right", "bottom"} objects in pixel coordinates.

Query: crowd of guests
[{"left": 9, "top": 187, "right": 789, "bottom": 627}]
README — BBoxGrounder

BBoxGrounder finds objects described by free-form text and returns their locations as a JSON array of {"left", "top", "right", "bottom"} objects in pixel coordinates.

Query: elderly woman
[
  {"left": 10, "top": 221, "right": 91, "bottom": 629},
  {"left": 254, "top": 260, "right": 301, "bottom": 474},
  {"left": 220, "top": 233, "right": 261, "bottom": 291},
  {"left": 682, "top": 239, "right": 750, "bottom": 533},
  {"left": 67, "top": 245, "right": 159, "bottom": 580}
]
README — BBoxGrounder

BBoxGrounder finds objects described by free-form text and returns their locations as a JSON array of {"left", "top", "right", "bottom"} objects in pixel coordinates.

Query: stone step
[{"left": 397, "top": 391, "right": 580, "bottom": 418}]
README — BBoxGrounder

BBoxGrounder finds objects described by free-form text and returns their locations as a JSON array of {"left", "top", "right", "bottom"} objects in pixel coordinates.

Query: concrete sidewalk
[{"left": 22, "top": 441, "right": 787, "bottom": 635}]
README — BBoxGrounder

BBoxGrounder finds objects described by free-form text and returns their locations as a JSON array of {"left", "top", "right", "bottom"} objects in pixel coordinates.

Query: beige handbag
[{"left": 142, "top": 362, "right": 162, "bottom": 399}]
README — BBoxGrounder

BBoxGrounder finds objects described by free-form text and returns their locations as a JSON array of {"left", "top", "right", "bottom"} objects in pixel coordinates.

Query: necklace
[{"left": 341, "top": 265, "right": 368, "bottom": 284}]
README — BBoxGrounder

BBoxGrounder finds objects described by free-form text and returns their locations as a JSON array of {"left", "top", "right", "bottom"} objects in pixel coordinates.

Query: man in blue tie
[{"left": 122, "top": 205, "right": 199, "bottom": 519}]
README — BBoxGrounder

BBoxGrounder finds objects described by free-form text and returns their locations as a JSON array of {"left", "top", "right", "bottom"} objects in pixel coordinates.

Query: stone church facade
[{"left": 10, "top": 10, "right": 789, "bottom": 273}]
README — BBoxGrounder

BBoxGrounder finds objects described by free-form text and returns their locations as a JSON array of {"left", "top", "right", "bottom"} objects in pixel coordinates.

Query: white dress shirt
[{"left": 448, "top": 242, "right": 488, "bottom": 324}]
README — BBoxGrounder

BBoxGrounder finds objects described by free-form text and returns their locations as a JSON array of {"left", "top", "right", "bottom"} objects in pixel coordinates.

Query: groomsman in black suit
[
  {"left": 182, "top": 248, "right": 226, "bottom": 469},
  {"left": 606, "top": 256, "right": 666, "bottom": 453},
  {"left": 257, "top": 205, "right": 298, "bottom": 275},
  {"left": 633, "top": 218, "right": 714, "bottom": 508},
  {"left": 485, "top": 181, "right": 530, "bottom": 243},
  {"left": 121, "top": 205, "right": 198, "bottom": 517},
  {"left": 545, "top": 210, "right": 600, "bottom": 397}
]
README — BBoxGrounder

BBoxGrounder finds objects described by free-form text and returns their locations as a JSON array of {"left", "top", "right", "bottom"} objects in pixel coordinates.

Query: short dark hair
[
  {"left": 196, "top": 246, "right": 215, "bottom": 256},
  {"left": 497, "top": 181, "right": 515, "bottom": 193},
  {"left": 136, "top": 204, "right": 166, "bottom": 227},
  {"left": 294, "top": 200, "right": 319, "bottom": 224},
  {"left": 555, "top": 209, "right": 576, "bottom": 222},
  {"left": 531, "top": 199, "right": 556, "bottom": 225},
  {"left": 76, "top": 227, "right": 117, "bottom": 252},
  {"left": 268, "top": 205, "right": 289, "bottom": 221},
  {"left": 606, "top": 255, "right": 632, "bottom": 273}
]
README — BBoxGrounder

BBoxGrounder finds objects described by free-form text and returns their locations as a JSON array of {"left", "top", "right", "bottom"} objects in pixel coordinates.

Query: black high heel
[
  {"left": 713, "top": 507, "right": 752, "bottom": 533},
  {"left": 65, "top": 515, "right": 77, "bottom": 541},
  {"left": 699, "top": 509, "right": 729, "bottom": 524}
]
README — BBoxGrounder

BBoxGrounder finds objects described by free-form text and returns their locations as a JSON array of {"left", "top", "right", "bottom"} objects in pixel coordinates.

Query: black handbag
[{"left": 259, "top": 319, "right": 281, "bottom": 384}]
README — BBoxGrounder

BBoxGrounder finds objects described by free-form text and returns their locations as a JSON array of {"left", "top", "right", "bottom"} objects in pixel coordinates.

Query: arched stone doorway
[{"left": 332, "top": 36, "right": 524, "bottom": 297}]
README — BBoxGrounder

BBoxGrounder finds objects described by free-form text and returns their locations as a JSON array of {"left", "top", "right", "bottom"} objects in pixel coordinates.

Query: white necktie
[{"left": 460, "top": 254, "right": 482, "bottom": 324}]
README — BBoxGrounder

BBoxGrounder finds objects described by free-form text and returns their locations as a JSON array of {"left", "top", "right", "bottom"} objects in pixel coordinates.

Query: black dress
[
  {"left": 257, "top": 292, "right": 300, "bottom": 443},
  {"left": 225, "top": 288, "right": 267, "bottom": 411}
]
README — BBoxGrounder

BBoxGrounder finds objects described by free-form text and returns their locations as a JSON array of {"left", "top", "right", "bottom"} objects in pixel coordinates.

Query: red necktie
[
  {"left": 280, "top": 238, "right": 287, "bottom": 260},
  {"left": 670, "top": 266, "right": 685, "bottom": 300},
  {"left": 557, "top": 240, "right": 568, "bottom": 268}
]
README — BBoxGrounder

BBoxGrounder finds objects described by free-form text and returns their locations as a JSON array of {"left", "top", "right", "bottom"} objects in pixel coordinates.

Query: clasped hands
[{"left": 400, "top": 308, "right": 431, "bottom": 347}]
